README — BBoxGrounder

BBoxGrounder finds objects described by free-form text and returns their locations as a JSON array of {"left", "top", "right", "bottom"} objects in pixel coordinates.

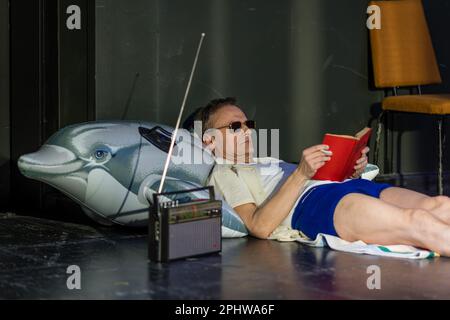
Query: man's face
[{"left": 204, "top": 105, "right": 255, "bottom": 164}]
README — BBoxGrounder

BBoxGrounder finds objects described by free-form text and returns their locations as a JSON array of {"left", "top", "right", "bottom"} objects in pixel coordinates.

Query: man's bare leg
[
  {"left": 333, "top": 193, "right": 450, "bottom": 256},
  {"left": 379, "top": 187, "right": 450, "bottom": 224}
]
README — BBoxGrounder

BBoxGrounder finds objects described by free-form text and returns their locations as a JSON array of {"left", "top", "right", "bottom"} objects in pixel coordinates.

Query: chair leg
[
  {"left": 397, "top": 130, "right": 404, "bottom": 187},
  {"left": 374, "top": 111, "right": 385, "bottom": 169},
  {"left": 438, "top": 116, "right": 444, "bottom": 196},
  {"left": 387, "top": 111, "right": 395, "bottom": 174}
]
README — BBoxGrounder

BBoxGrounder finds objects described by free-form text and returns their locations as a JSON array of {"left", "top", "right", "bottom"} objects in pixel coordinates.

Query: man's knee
[
  {"left": 421, "top": 195, "right": 450, "bottom": 211},
  {"left": 402, "top": 208, "right": 435, "bottom": 235},
  {"left": 434, "top": 195, "right": 450, "bottom": 208},
  {"left": 335, "top": 193, "right": 359, "bottom": 213}
]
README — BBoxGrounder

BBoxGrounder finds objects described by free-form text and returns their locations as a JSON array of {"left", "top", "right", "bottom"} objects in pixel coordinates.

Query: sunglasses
[{"left": 216, "top": 120, "right": 256, "bottom": 132}]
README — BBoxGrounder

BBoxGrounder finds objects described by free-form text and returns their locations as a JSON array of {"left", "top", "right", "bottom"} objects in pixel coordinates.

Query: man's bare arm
[
  {"left": 235, "top": 169, "right": 308, "bottom": 238},
  {"left": 234, "top": 144, "right": 332, "bottom": 239}
]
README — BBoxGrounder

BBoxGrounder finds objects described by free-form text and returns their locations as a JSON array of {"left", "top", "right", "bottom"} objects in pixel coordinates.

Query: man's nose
[{"left": 242, "top": 129, "right": 253, "bottom": 141}]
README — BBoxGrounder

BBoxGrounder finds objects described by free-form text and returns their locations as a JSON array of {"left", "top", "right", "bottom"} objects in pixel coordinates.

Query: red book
[{"left": 312, "top": 127, "right": 372, "bottom": 182}]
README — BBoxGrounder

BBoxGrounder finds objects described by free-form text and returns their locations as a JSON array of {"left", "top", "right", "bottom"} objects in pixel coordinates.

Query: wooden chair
[{"left": 369, "top": 0, "right": 450, "bottom": 195}]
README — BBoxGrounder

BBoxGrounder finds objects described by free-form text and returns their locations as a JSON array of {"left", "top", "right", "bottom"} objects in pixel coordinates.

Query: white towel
[{"left": 268, "top": 226, "right": 439, "bottom": 260}]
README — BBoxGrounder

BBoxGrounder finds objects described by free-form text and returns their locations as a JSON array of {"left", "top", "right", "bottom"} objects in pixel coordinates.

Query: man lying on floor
[{"left": 187, "top": 97, "right": 450, "bottom": 257}]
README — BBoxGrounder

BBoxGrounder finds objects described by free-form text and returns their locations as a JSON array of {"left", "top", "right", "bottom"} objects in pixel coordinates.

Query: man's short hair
[
  {"left": 183, "top": 97, "right": 242, "bottom": 134},
  {"left": 183, "top": 97, "right": 241, "bottom": 134},
  {"left": 198, "top": 97, "right": 239, "bottom": 132}
]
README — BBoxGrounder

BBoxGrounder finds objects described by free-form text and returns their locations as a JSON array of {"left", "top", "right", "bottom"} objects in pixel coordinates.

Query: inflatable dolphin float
[{"left": 17, "top": 121, "right": 248, "bottom": 237}]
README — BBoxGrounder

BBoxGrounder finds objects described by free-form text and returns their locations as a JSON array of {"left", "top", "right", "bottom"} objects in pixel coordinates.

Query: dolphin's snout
[{"left": 18, "top": 145, "right": 82, "bottom": 176}]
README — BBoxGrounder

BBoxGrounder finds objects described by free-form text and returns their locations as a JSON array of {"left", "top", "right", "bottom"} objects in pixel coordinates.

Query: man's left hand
[{"left": 351, "top": 147, "right": 370, "bottom": 179}]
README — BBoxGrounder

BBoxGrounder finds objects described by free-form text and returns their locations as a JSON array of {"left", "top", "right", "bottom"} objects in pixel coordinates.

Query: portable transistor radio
[
  {"left": 149, "top": 187, "right": 222, "bottom": 262},
  {"left": 148, "top": 33, "right": 222, "bottom": 262}
]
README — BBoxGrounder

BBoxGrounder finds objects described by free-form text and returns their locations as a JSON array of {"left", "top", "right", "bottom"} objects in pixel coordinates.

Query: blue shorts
[{"left": 291, "top": 179, "right": 393, "bottom": 239}]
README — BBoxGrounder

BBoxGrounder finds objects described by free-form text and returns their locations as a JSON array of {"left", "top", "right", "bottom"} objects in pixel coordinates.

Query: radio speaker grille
[{"left": 168, "top": 217, "right": 221, "bottom": 260}]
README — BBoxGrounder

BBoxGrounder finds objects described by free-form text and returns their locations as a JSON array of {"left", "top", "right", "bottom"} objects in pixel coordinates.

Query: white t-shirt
[{"left": 207, "top": 157, "right": 347, "bottom": 227}]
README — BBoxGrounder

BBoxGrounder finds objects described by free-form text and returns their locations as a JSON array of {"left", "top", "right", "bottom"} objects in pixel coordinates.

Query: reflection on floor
[{"left": 0, "top": 212, "right": 449, "bottom": 299}]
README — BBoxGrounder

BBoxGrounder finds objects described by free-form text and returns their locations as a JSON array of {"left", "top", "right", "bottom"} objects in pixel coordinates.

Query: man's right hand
[{"left": 296, "top": 144, "right": 333, "bottom": 179}]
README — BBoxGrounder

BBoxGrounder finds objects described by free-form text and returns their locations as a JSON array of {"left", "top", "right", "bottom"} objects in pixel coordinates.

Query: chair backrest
[{"left": 369, "top": 0, "right": 441, "bottom": 88}]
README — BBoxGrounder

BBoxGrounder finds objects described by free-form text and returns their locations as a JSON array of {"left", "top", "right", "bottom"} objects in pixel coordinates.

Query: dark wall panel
[
  {"left": 95, "top": 0, "right": 295, "bottom": 160},
  {"left": 94, "top": 0, "right": 384, "bottom": 166},
  {"left": 0, "top": 0, "right": 10, "bottom": 210},
  {"left": 10, "top": 0, "right": 44, "bottom": 211},
  {"left": 97, "top": 0, "right": 450, "bottom": 176},
  {"left": 59, "top": 0, "right": 95, "bottom": 127}
]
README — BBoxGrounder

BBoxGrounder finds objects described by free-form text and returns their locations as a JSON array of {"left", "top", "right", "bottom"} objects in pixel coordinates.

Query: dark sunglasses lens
[
  {"left": 230, "top": 122, "right": 242, "bottom": 131},
  {"left": 245, "top": 120, "right": 256, "bottom": 129}
]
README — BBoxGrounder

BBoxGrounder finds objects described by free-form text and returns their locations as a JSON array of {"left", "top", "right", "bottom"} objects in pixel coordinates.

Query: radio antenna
[{"left": 158, "top": 33, "right": 206, "bottom": 194}]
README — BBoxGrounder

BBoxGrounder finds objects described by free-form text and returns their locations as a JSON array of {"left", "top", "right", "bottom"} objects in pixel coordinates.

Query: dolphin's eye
[
  {"left": 94, "top": 150, "right": 107, "bottom": 160},
  {"left": 92, "top": 147, "right": 112, "bottom": 163}
]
